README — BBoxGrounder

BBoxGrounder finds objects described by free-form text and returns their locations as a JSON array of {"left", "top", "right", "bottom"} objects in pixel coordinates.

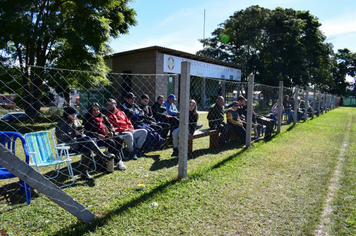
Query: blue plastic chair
[
  {"left": 0, "top": 131, "right": 31, "bottom": 205},
  {"left": 24, "top": 130, "right": 75, "bottom": 188}
]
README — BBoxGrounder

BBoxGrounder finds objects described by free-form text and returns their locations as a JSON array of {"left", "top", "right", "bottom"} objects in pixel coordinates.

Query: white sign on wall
[{"left": 163, "top": 54, "right": 241, "bottom": 81}]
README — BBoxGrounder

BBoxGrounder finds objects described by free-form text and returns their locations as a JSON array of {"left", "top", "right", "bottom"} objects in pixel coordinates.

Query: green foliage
[
  {"left": 198, "top": 5, "right": 333, "bottom": 88},
  {"left": 0, "top": 0, "right": 137, "bottom": 116}
]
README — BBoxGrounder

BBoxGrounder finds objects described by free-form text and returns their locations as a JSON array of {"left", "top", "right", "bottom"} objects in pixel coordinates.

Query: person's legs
[
  {"left": 98, "top": 138, "right": 119, "bottom": 161},
  {"left": 133, "top": 129, "right": 147, "bottom": 149},
  {"left": 117, "top": 132, "right": 134, "bottom": 152},
  {"left": 218, "top": 123, "right": 230, "bottom": 147},
  {"left": 154, "top": 122, "right": 170, "bottom": 139},
  {"left": 75, "top": 136, "right": 115, "bottom": 162},
  {"left": 171, "top": 127, "right": 179, "bottom": 156},
  {"left": 80, "top": 152, "right": 93, "bottom": 179}
]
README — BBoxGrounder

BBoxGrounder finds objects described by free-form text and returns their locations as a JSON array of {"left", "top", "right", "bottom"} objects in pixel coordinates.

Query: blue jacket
[{"left": 163, "top": 100, "right": 179, "bottom": 116}]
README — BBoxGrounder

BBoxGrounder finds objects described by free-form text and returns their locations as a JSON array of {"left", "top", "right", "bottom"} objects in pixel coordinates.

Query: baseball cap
[
  {"left": 168, "top": 94, "right": 177, "bottom": 101},
  {"left": 125, "top": 92, "right": 136, "bottom": 99},
  {"left": 231, "top": 101, "right": 238, "bottom": 107}
]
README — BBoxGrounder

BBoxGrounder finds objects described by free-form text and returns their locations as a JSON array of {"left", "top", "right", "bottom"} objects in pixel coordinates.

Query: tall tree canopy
[
  {"left": 0, "top": 0, "right": 137, "bottom": 116},
  {"left": 329, "top": 49, "right": 356, "bottom": 95},
  {"left": 197, "top": 5, "right": 333, "bottom": 88}
]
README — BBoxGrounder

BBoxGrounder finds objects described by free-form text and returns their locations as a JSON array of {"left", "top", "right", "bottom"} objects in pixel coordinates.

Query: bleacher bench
[{"left": 188, "top": 128, "right": 219, "bottom": 157}]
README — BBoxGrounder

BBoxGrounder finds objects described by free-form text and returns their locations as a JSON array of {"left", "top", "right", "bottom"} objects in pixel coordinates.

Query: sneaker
[
  {"left": 130, "top": 152, "right": 138, "bottom": 160},
  {"left": 116, "top": 160, "right": 127, "bottom": 170},
  {"left": 135, "top": 148, "right": 146, "bottom": 157},
  {"left": 196, "top": 124, "right": 203, "bottom": 130}
]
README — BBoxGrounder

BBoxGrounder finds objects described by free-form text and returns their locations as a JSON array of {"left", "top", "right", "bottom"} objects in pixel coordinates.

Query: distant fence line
[{"left": 0, "top": 62, "right": 338, "bottom": 222}]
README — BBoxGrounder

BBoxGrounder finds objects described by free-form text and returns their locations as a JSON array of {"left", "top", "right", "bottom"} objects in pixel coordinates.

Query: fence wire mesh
[{"left": 0, "top": 64, "right": 339, "bottom": 232}]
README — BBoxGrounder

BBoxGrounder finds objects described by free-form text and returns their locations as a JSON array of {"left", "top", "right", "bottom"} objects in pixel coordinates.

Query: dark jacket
[
  {"left": 151, "top": 101, "right": 169, "bottom": 122},
  {"left": 207, "top": 102, "right": 225, "bottom": 129},
  {"left": 55, "top": 119, "right": 84, "bottom": 150},
  {"left": 189, "top": 111, "right": 199, "bottom": 134},
  {"left": 120, "top": 101, "right": 146, "bottom": 126},
  {"left": 83, "top": 113, "right": 115, "bottom": 139},
  {"left": 138, "top": 103, "right": 156, "bottom": 124}
]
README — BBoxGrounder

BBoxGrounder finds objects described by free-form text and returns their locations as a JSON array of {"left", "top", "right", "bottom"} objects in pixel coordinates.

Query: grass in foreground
[{"left": 1, "top": 107, "right": 355, "bottom": 235}]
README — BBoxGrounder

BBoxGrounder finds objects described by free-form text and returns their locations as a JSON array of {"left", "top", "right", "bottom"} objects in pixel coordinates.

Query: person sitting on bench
[
  {"left": 207, "top": 96, "right": 229, "bottom": 147},
  {"left": 171, "top": 99, "right": 198, "bottom": 156}
]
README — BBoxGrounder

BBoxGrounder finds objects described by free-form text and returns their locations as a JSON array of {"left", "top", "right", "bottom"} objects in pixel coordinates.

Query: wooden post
[{"left": 178, "top": 61, "right": 190, "bottom": 179}]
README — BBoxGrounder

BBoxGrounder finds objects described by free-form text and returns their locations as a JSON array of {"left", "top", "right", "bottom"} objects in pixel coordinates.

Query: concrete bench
[{"left": 188, "top": 128, "right": 220, "bottom": 157}]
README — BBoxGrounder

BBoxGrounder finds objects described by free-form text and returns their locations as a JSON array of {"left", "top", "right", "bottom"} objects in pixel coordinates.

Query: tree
[
  {"left": 197, "top": 5, "right": 332, "bottom": 89},
  {"left": 0, "top": 0, "right": 137, "bottom": 116},
  {"left": 328, "top": 49, "right": 356, "bottom": 95}
]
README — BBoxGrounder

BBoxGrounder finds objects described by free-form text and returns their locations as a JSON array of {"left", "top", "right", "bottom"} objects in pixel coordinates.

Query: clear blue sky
[{"left": 109, "top": 0, "right": 356, "bottom": 56}]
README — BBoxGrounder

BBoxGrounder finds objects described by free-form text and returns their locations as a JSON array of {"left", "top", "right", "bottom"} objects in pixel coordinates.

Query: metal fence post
[{"left": 178, "top": 61, "right": 190, "bottom": 179}]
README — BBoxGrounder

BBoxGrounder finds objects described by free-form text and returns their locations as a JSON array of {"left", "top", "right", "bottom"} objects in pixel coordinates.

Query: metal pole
[{"left": 178, "top": 61, "right": 190, "bottom": 179}]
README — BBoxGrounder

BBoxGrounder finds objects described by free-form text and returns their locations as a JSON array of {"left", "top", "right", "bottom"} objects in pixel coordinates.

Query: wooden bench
[{"left": 188, "top": 129, "right": 220, "bottom": 157}]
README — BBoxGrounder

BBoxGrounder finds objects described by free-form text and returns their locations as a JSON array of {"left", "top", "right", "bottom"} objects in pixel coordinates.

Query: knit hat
[{"left": 63, "top": 106, "right": 77, "bottom": 117}]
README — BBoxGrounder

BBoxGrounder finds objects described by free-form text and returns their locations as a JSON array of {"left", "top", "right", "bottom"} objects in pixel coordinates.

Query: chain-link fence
[{"left": 0, "top": 62, "right": 339, "bottom": 225}]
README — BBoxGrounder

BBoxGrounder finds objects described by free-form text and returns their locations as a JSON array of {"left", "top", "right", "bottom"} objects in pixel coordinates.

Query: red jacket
[{"left": 106, "top": 108, "right": 134, "bottom": 133}]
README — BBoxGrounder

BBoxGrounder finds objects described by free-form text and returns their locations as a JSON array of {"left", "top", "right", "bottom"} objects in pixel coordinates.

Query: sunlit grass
[{"left": 1, "top": 107, "right": 355, "bottom": 235}]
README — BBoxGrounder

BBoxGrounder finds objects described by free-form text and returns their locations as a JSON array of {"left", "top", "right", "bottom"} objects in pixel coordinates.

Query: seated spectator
[
  {"left": 83, "top": 103, "right": 126, "bottom": 170},
  {"left": 283, "top": 95, "right": 294, "bottom": 124},
  {"left": 164, "top": 94, "right": 179, "bottom": 116},
  {"left": 151, "top": 95, "right": 179, "bottom": 131},
  {"left": 120, "top": 92, "right": 164, "bottom": 151},
  {"left": 207, "top": 96, "right": 230, "bottom": 147},
  {"left": 171, "top": 99, "right": 198, "bottom": 156},
  {"left": 106, "top": 98, "right": 148, "bottom": 160},
  {"left": 55, "top": 106, "right": 115, "bottom": 180},
  {"left": 237, "top": 95, "right": 247, "bottom": 126},
  {"left": 139, "top": 94, "right": 170, "bottom": 139},
  {"left": 241, "top": 100, "right": 261, "bottom": 139},
  {"left": 252, "top": 105, "right": 275, "bottom": 138},
  {"left": 270, "top": 99, "right": 284, "bottom": 120},
  {"left": 226, "top": 101, "right": 246, "bottom": 144}
]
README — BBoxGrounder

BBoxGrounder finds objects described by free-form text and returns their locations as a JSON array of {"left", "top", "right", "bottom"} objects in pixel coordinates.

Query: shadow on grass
[{"left": 49, "top": 143, "right": 252, "bottom": 236}]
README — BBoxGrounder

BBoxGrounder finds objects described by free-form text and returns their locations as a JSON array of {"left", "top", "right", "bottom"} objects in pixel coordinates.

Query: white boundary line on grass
[{"left": 315, "top": 122, "right": 350, "bottom": 236}]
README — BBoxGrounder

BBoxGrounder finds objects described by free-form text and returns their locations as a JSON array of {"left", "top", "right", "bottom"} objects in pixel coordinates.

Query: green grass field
[{"left": 1, "top": 107, "right": 356, "bottom": 235}]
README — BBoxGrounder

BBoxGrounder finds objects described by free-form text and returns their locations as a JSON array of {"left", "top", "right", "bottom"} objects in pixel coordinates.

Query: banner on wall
[{"left": 163, "top": 54, "right": 241, "bottom": 81}]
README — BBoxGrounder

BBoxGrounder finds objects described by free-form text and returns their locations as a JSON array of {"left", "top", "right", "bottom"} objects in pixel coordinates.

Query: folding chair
[
  {"left": 0, "top": 131, "right": 31, "bottom": 205},
  {"left": 24, "top": 130, "right": 75, "bottom": 188}
]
